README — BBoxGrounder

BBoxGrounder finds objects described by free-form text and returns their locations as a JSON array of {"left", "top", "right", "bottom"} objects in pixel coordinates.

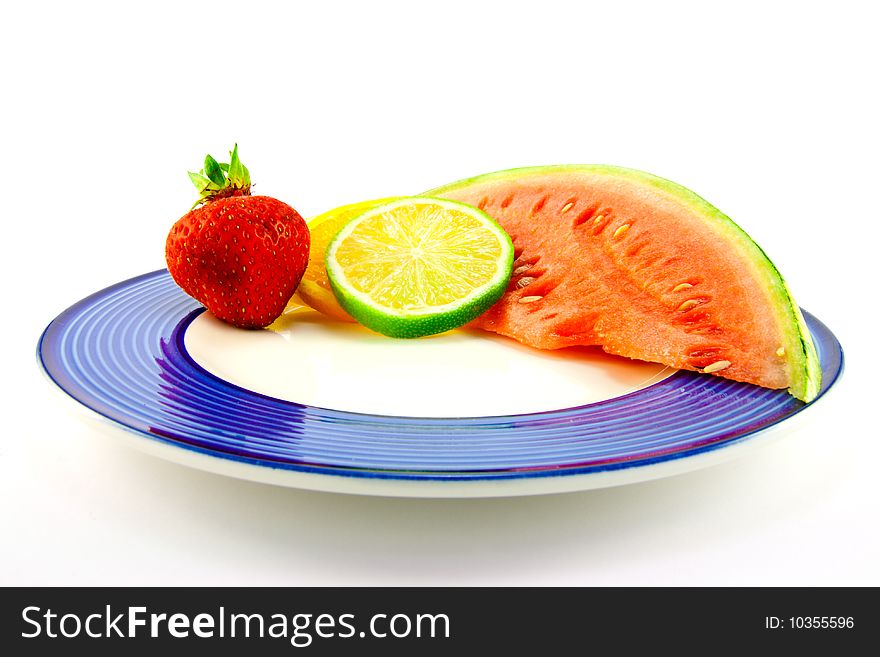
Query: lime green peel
[{"left": 325, "top": 197, "right": 514, "bottom": 338}]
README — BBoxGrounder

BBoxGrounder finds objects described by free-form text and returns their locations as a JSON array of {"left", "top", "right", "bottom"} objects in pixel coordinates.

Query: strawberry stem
[{"left": 188, "top": 143, "right": 252, "bottom": 207}]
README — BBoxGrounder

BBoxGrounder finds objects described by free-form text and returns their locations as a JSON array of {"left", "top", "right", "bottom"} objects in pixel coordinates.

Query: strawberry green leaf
[
  {"left": 227, "top": 143, "right": 251, "bottom": 188},
  {"left": 188, "top": 171, "right": 219, "bottom": 194},
  {"left": 203, "top": 155, "right": 226, "bottom": 187}
]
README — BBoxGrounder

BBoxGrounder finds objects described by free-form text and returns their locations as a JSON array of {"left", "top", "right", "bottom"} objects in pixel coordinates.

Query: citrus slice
[
  {"left": 290, "top": 197, "right": 401, "bottom": 321},
  {"left": 325, "top": 197, "right": 514, "bottom": 338}
]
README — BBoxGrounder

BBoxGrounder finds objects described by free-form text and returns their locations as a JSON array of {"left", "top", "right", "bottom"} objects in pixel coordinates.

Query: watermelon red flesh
[{"left": 427, "top": 165, "right": 820, "bottom": 402}]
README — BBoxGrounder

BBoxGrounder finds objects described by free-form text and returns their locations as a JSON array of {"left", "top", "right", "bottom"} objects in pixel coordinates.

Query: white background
[{"left": 2, "top": 1, "right": 877, "bottom": 585}]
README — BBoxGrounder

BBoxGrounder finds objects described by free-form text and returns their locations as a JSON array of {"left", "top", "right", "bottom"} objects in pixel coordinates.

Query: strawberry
[{"left": 165, "top": 145, "right": 310, "bottom": 328}]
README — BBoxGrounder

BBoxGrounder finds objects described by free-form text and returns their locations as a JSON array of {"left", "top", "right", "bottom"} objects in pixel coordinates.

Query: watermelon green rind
[{"left": 425, "top": 165, "right": 821, "bottom": 402}]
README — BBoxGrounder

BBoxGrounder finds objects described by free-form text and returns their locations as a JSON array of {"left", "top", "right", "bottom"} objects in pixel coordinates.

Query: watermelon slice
[{"left": 427, "top": 165, "right": 820, "bottom": 402}]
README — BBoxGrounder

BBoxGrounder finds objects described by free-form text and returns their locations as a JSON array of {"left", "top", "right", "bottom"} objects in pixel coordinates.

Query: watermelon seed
[
  {"left": 703, "top": 360, "right": 731, "bottom": 373},
  {"left": 613, "top": 224, "right": 631, "bottom": 239},
  {"left": 672, "top": 282, "right": 694, "bottom": 292},
  {"left": 501, "top": 194, "right": 514, "bottom": 209},
  {"left": 560, "top": 201, "right": 575, "bottom": 213},
  {"left": 513, "top": 254, "right": 541, "bottom": 269},
  {"left": 625, "top": 242, "right": 646, "bottom": 258},
  {"left": 776, "top": 347, "right": 786, "bottom": 357},
  {"left": 688, "top": 325, "right": 723, "bottom": 336},
  {"left": 593, "top": 214, "right": 605, "bottom": 225},
  {"left": 516, "top": 277, "right": 536, "bottom": 289},
  {"left": 531, "top": 195, "right": 549, "bottom": 214},
  {"left": 677, "top": 299, "right": 703, "bottom": 312},
  {"left": 513, "top": 264, "right": 533, "bottom": 276},
  {"left": 573, "top": 206, "right": 599, "bottom": 227},
  {"left": 519, "top": 295, "right": 543, "bottom": 304},
  {"left": 687, "top": 346, "right": 723, "bottom": 360}
]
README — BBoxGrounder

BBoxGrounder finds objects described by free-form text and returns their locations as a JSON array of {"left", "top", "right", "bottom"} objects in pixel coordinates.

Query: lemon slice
[
  {"left": 293, "top": 197, "right": 401, "bottom": 321},
  {"left": 325, "top": 197, "right": 514, "bottom": 338}
]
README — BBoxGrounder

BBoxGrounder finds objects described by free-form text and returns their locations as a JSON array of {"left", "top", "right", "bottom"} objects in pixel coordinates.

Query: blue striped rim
[{"left": 37, "top": 270, "right": 843, "bottom": 481}]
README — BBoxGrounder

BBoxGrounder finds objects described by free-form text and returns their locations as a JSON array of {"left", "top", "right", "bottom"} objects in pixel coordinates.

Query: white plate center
[{"left": 184, "top": 308, "right": 672, "bottom": 417}]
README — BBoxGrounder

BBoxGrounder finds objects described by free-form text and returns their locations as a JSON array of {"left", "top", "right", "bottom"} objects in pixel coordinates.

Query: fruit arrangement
[{"left": 165, "top": 147, "right": 820, "bottom": 401}]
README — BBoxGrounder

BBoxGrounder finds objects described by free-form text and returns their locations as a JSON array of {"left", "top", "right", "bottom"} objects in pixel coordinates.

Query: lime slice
[
  {"left": 325, "top": 197, "right": 514, "bottom": 338},
  {"left": 291, "top": 197, "right": 402, "bottom": 322}
]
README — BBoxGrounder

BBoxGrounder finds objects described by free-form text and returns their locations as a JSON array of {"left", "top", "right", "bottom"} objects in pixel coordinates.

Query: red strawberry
[{"left": 165, "top": 145, "right": 310, "bottom": 328}]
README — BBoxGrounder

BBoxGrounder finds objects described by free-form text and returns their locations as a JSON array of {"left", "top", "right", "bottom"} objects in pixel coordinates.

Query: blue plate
[{"left": 37, "top": 270, "right": 843, "bottom": 497}]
